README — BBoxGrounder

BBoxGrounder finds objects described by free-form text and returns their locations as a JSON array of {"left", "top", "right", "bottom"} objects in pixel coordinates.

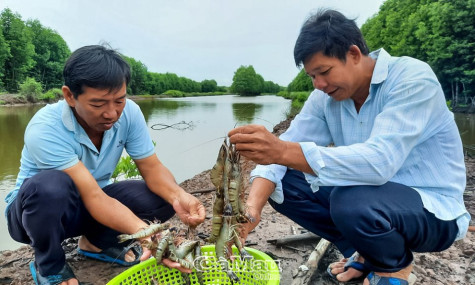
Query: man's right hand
[
  {"left": 237, "top": 177, "right": 276, "bottom": 246},
  {"left": 238, "top": 205, "right": 262, "bottom": 246}
]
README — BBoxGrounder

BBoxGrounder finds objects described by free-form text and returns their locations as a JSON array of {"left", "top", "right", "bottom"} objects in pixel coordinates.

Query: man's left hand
[{"left": 173, "top": 192, "right": 206, "bottom": 227}]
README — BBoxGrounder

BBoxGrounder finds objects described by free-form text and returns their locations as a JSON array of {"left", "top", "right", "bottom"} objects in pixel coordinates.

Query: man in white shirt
[{"left": 229, "top": 9, "right": 469, "bottom": 285}]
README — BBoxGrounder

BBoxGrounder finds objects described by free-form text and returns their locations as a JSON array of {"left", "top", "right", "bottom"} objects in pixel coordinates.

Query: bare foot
[
  {"left": 78, "top": 235, "right": 137, "bottom": 263},
  {"left": 363, "top": 263, "right": 413, "bottom": 285},
  {"left": 328, "top": 253, "right": 365, "bottom": 282}
]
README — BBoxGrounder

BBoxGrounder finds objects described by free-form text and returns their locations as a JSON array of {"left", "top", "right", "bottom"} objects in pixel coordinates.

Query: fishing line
[{"left": 151, "top": 121, "right": 195, "bottom": 131}]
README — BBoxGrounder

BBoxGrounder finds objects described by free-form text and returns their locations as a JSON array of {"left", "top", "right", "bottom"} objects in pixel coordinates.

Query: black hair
[
  {"left": 63, "top": 45, "right": 131, "bottom": 98},
  {"left": 294, "top": 9, "right": 369, "bottom": 67}
]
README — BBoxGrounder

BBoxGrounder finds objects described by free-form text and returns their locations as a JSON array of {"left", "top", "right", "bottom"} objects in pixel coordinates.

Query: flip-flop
[
  {"left": 327, "top": 253, "right": 370, "bottom": 282},
  {"left": 367, "top": 271, "right": 409, "bottom": 285},
  {"left": 77, "top": 242, "right": 142, "bottom": 266},
  {"left": 30, "top": 261, "right": 79, "bottom": 285}
]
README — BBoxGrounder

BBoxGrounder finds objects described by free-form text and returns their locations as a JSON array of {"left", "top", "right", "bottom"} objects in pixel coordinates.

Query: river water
[{"left": 1, "top": 96, "right": 474, "bottom": 251}]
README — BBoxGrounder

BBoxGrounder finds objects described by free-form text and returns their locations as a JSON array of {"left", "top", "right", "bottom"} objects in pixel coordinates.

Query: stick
[
  {"left": 291, "top": 238, "right": 331, "bottom": 285},
  {"left": 267, "top": 232, "right": 319, "bottom": 246},
  {"left": 189, "top": 188, "right": 215, "bottom": 194}
]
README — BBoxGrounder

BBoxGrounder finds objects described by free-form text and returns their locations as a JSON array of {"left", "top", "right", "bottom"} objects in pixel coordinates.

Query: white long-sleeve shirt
[{"left": 251, "top": 49, "right": 470, "bottom": 240}]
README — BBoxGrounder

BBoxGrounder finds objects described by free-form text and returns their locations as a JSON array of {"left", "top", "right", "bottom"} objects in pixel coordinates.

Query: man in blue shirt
[
  {"left": 5, "top": 45, "right": 205, "bottom": 285},
  {"left": 229, "top": 9, "right": 469, "bottom": 285}
]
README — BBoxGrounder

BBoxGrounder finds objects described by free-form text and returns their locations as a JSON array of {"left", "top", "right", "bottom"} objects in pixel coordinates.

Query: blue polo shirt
[{"left": 5, "top": 99, "right": 155, "bottom": 215}]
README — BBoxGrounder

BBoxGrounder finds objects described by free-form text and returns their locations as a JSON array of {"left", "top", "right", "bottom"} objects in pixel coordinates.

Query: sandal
[
  {"left": 77, "top": 242, "right": 142, "bottom": 266},
  {"left": 327, "top": 252, "right": 370, "bottom": 282},
  {"left": 367, "top": 271, "right": 409, "bottom": 285},
  {"left": 30, "top": 261, "right": 78, "bottom": 285}
]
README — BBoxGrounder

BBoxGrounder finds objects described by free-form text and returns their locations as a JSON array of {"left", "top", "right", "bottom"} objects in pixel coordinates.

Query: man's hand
[
  {"left": 237, "top": 177, "right": 275, "bottom": 246},
  {"left": 238, "top": 205, "right": 262, "bottom": 246},
  {"left": 173, "top": 192, "right": 206, "bottom": 227},
  {"left": 139, "top": 235, "right": 193, "bottom": 273},
  {"left": 229, "top": 124, "right": 314, "bottom": 174},
  {"left": 228, "top": 124, "right": 286, "bottom": 165}
]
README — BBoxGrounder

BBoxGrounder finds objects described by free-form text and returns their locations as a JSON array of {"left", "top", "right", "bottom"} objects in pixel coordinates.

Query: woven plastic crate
[{"left": 107, "top": 245, "right": 280, "bottom": 285}]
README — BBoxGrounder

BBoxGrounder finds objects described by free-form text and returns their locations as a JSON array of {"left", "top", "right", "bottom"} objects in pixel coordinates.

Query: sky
[{"left": 1, "top": 0, "right": 385, "bottom": 87}]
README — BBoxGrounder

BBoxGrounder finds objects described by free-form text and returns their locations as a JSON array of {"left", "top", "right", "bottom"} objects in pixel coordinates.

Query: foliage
[
  {"left": 262, "top": 80, "right": 283, "bottom": 93},
  {"left": 201, "top": 79, "right": 218, "bottom": 92},
  {"left": 276, "top": 90, "right": 311, "bottom": 112},
  {"left": 361, "top": 0, "right": 475, "bottom": 106},
  {"left": 292, "top": 92, "right": 311, "bottom": 109},
  {"left": 19, "top": 77, "right": 42, "bottom": 102},
  {"left": 230, "top": 65, "right": 282, "bottom": 96},
  {"left": 0, "top": 8, "right": 220, "bottom": 98},
  {"left": 163, "top": 89, "right": 185, "bottom": 97},
  {"left": 277, "top": 90, "right": 289, "bottom": 98},
  {"left": 111, "top": 156, "right": 141, "bottom": 182},
  {"left": 0, "top": 9, "right": 35, "bottom": 92},
  {"left": 26, "top": 19, "right": 70, "bottom": 90},
  {"left": 40, "top": 88, "right": 62, "bottom": 102},
  {"left": 112, "top": 141, "right": 157, "bottom": 182},
  {"left": 184, "top": 91, "right": 228, "bottom": 96},
  {"left": 143, "top": 72, "right": 202, "bottom": 95},
  {"left": 124, "top": 56, "right": 148, "bottom": 95},
  {"left": 0, "top": 25, "right": 8, "bottom": 88},
  {"left": 288, "top": 69, "right": 313, "bottom": 92}
]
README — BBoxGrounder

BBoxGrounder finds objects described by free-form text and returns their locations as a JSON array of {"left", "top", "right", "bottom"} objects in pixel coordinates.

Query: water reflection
[
  {"left": 0, "top": 105, "right": 44, "bottom": 181},
  {"left": 232, "top": 103, "right": 263, "bottom": 124},
  {"left": 455, "top": 113, "right": 475, "bottom": 145},
  {"left": 138, "top": 99, "right": 192, "bottom": 122}
]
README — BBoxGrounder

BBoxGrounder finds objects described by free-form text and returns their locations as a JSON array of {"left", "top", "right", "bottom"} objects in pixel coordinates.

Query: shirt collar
[
  {"left": 61, "top": 100, "right": 76, "bottom": 132},
  {"left": 369, "top": 48, "right": 390, "bottom": 85}
]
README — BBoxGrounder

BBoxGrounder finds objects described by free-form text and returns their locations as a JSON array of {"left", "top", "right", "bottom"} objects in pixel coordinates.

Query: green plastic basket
[{"left": 107, "top": 245, "right": 280, "bottom": 285}]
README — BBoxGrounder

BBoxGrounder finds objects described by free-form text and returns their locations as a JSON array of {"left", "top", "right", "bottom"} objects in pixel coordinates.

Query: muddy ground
[{"left": 0, "top": 118, "right": 474, "bottom": 285}]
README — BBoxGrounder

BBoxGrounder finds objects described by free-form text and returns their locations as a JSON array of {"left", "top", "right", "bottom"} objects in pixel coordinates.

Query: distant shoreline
[
  {"left": 0, "top": 93, "right": 228, "bottom": 107},
  {"left": 1, "top": 93, "right": 474, "bottom": 114}
]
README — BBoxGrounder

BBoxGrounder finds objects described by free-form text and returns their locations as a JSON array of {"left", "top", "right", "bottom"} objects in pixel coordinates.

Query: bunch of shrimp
[
  {"left": 208, "top": 137, "right": 254, "bottom": 284},
  {"left": 118, "top": 221, "right": 204, "bottom": 285}
]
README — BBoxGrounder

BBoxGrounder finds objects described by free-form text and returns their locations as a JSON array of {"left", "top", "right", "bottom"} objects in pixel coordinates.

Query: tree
[
  {"left": 19, "top": 77, "right": 42, "bottom": 102},
  {"left": 0, "top": 27, "right": 9, "bottom": 90},
  {"left": 0, "top": 8, "right": 35, "bottom": 92},
  {"left": 361, "top": 0, "right": 475, "bottom": 106},
  {"left": 288, "top": 69, "right": 313, "bottom": 92},
  {"left": 26, "top": 19, "right": 70, "bottom": 90},
  {"left": 201, "top": 79, "right": 218, "bottom": 92},
  {"left": 262, "top": 80, "right": 283, "bottom": 93},
  {"left": 124, "top": 56, "right": 148, "bottom": 95},
  {"left": 230, "top": 65, "right": 262, "bottom": 96}
]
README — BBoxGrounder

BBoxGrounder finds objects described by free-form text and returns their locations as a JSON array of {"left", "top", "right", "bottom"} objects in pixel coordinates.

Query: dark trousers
[
  {"left": 7, "top": 170, "right": 175, "bottom": 276},
  {"left": 269, "top": 169, "right": 458, "bottom": 272}
]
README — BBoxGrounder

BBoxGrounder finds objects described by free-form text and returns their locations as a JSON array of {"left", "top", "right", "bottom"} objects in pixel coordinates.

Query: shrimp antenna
[{"left": 180, "top": 136, "right": 226, "bottom": 153}]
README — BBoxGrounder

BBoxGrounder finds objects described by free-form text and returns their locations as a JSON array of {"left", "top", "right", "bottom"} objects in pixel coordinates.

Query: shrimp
[
  {"left": 206, "top": 194, "right": 224, "bottom": 242},
  {"left": 215, "top": 216, "right": 240, "bottom": 283},
  {"left": 210, "top": 140, "right": 227, "bottom": 195},
  {"left": 117, "top": 222, "right": 170, "bottom": 243}
]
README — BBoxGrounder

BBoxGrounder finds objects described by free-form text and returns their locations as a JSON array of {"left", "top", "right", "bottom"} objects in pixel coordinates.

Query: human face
[
  {"left": 63, "top": 83, "right": 127, "bottom": 136},
  {"left": 304, "top": 49, "right": 364, "bottom": 103}
]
